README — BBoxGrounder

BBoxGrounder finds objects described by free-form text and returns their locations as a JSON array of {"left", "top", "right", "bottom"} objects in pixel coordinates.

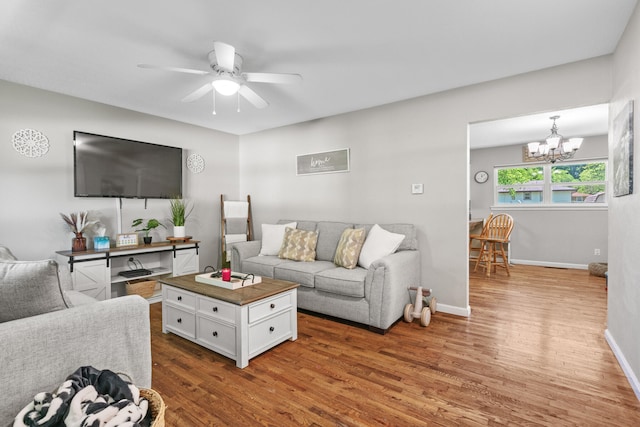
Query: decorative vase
[
  {"left": 72, "top": 233, "right": 87, "bottom": 252},
  {"left": 173, "top": 226, "right": 186, "bottom": 238},
  {"left": 143, "top": 236, "right": 152, "bottom": 245}
]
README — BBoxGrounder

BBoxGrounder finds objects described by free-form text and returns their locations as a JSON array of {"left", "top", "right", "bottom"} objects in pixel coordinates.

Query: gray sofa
[
  {"left": 0, "top": 247, "right": 152, "bottom": 425},
  {"left": 230, "top": 221, "right": 420, "bottom": 332}
]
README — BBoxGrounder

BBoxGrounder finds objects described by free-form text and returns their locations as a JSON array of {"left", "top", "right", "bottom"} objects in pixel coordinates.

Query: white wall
[
  {"left": 607, "top": 3, "right": 640, "bottom": 399},
  {"left": 471, "top": 135, "right": 609, "bottom": 267},
  {"left": 239, "top": 56, "right": 613, "bottom": 316},
  {"left": 0, "top": 80, "right": 239, "bottom": 267}
]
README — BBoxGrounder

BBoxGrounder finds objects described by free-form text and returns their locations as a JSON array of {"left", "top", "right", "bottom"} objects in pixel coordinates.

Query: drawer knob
[
  {"left": 213, "top": 307, "right": 218, "bottom": 312},
  {"left": 270, "top": 303, "right": 275, "bottom": 309},
  {"left": 177, "top": 296, "right": 182, "bottom": 301},
  {"left": 177, "top": 318, "right": 182, "bottom": 323},
  {"left": 212, "top": 331, "right": 218, "bottom": 337},
  {"left": 269, "top": 326, "right": 275, "bottom": 332}
]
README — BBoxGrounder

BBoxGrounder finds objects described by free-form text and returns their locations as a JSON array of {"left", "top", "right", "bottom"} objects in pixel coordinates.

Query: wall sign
[{"left": 296, "top": 148, "right": 350, "bottom": 176}]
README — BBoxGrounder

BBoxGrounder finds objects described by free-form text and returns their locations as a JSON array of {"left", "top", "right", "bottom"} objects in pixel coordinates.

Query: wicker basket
[
  {"left": 588, "top": 262, "right": 608, "bottom": 277},
  {"left": 141, "top": 388, "right": 166, "bottom": 427},
  {"left": 126, "top": 280, "right": 157, "bottom": 298}
]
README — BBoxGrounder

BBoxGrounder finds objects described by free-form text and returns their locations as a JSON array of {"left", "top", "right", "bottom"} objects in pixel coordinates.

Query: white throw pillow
[
  {"left": 259, "top": 222, "right": 297, "bottom": 256},
  {"left": 358, "top": 224, "right": 405, "bottom": 268}
]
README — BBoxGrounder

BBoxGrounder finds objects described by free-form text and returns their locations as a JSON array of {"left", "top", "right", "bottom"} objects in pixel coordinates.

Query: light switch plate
[{"left": 411, "top": 183, "right": 424, "bottom": 194}]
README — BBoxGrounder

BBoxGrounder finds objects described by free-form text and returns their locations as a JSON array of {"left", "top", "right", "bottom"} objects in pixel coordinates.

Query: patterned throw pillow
[
  {"left": 334, "top": 228, "right": 366, "bottom": 269},
  {"left": 278, "top": 228, "right": 318, "bottom": 262}
]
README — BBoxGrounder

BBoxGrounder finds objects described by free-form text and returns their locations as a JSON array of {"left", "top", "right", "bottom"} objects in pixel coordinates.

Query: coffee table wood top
[{"left": 159, "top": 274, "right": 298, "bottom": 306}]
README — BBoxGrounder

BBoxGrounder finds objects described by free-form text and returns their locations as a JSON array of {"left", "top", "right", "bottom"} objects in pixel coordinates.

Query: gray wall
[
  {"left": 239, "top": 56, "right": 613, "bottom": 316},
  {"left": 0, "top": 80, "right": 239, "bottom": 267},
  {"left": 470, "top": 135, "right": 608, "bottom": 267},
  {"left": 608, "top": 3, "right": 640, "bottom": 399}
]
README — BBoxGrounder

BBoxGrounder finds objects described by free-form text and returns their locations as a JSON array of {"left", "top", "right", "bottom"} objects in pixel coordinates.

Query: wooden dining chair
[
  {"left": 474, "top": 213, "right": 514, "bottom": 277},
  {"left": 469, "top": 213, "right": 493, "bottom": 263}
]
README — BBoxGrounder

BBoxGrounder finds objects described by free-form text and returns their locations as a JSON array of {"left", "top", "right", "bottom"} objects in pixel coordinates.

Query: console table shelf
[{"left": 56, "top": 240, "right": 200, "bottom": 302}]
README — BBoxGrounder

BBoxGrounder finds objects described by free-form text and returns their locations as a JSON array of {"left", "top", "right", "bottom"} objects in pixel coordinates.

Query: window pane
[
  {"left": 497, "top": 167, "right": 543, "bottom": 185},
  {"left": 496, "top": 166, "right": 544, "bottom": 204},
  {"left": 551, "top": 162, "right": 606, "bottom": 203},
  {"left": 497, "top": 185, "right": 543, "bottom": 204}
]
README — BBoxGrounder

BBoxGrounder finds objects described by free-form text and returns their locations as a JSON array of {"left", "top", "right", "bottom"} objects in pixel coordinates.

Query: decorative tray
[{"left": 195, "top": 272, "right": 262, "bottom": 290}]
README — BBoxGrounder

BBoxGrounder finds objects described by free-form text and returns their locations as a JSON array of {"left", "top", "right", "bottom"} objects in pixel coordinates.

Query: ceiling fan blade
[
  {"left": 213, "top": 41, "right": 236, "bottom": 71},
  {"left": 239, "top": 85, "right": 269, "bottom": 109},
  {"left": 181, "top": 83, "right": 213, "bottom": 103},
  {"left": 243, "top": 72, "right": 302, "bottom": 84},
  {"left": 138, "top": 64, "right": 210, "bottom": 75}
]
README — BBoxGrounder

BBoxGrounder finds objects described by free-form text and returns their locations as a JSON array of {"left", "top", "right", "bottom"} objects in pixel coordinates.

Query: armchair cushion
[{"left": 0, "top": 259, "right": 71, "bottom": 323}]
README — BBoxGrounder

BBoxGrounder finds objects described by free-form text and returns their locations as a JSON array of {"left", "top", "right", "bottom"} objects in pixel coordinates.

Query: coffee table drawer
[
  {"left": 249, "top": 292, "right": 292, "bottom": 323},
  {"left": 198, "top": 297, "right": 235, "bottom": 323},
  {"left": 165, "top": 305, "right": 195, "bottom": 338},
  {"left": 197, "top": 316, "right": 236, "bottom": 357},
  {"left": 248, "top": 309, "right": 293, "bottom": 356},
  {"left": 165, "top": 287, "right": 196, "bottom": 309}
]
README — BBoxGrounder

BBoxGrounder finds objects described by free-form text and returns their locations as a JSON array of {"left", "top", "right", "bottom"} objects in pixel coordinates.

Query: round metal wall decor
[
  {"left": 12, "top": 129, "right": 50, "bottom": 158},
  {"left": 187, "top": 153, "right": 205, "bottom": 173}
]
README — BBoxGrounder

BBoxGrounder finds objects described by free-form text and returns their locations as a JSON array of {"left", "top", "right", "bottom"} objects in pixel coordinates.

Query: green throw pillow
[
  {"left": 278, "top": 228, "right": 318, "bottom": 262},
  {"left": 334, "top": 228, "right": 366, "bottom": 269}
]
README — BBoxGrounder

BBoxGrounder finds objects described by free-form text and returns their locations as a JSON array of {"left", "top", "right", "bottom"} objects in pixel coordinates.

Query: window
[{"left": 495, "top": 160, "right": 607, "bottom": 206}]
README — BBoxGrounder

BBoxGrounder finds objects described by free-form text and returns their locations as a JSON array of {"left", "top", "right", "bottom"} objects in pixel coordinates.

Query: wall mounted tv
[{"left": 74, "top": 131, "right": 182, "bottom": 199}]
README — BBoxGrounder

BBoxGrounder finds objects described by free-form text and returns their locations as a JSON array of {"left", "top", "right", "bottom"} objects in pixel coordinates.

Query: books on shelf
[{"left": 195, "top": 272, "right": 262, "bottom": 290}]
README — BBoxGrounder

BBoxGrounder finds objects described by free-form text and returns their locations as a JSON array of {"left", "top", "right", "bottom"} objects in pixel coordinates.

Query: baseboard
[
  {"left": 510, "top": 259, "right": 588, "bottom": 270},
  {"left": 437, "top": 303, "right": 471, "bottom": 317},
  {"left": 604, "top": 329, "right": 640, "bottom": 401}
]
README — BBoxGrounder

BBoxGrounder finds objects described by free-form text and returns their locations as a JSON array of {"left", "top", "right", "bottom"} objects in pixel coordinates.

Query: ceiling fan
[{"left": 138, "top": 41, "right": 302, "bottom": 112}]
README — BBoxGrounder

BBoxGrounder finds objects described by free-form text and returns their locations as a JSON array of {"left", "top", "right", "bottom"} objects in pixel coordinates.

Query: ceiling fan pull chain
[
  {"left": 212, "top": 90, "right": 216, "bottom": 115},
  {"left": 237, "top": 91, "right": 241, "bottom": 113}
]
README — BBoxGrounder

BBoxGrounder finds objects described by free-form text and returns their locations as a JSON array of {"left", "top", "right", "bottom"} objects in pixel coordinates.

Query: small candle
[{"left": 221, "top": 268, "right": 231, "bottom": 281}]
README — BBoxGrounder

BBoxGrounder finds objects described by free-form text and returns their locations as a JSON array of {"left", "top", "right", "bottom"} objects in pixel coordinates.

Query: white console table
[{"left": 56, "top": 240, "right": 200, "bottom": 302}]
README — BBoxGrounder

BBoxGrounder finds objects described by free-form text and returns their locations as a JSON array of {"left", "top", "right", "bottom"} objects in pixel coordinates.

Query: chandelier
[{"left": 526, "top": 116, "right": 583, "bottom": 163}]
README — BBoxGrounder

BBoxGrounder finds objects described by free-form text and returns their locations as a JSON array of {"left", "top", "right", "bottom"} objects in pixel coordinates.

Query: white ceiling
[{"left": 0, "top": 0, "right": 636, "bottom": 136}]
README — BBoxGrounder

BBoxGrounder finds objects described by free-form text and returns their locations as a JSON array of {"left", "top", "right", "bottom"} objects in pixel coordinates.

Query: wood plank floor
[{"left": 149, "top": 265, "right": 640, "bottom": 426}]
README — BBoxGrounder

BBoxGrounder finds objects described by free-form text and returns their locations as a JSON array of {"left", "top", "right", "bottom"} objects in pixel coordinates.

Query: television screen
[{"left": 74, "top": 131, "right": 182, "bottom": 199}]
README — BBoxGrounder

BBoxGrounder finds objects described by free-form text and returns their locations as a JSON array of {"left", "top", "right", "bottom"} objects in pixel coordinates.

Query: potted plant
[
  {"left": 169, "top": 197, "right": 193, "bottom": 238},
  {"left": 61, "top": 211, "right": 98, "bottom": 252},
  {"left": 132, "top": 218, "right": 165, "bottom": 244}
]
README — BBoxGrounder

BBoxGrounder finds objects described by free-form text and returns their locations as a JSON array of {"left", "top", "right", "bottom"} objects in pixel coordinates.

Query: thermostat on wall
[
  {"left": 116, "top": 233, "right": 139, "bottom": 247},
  {"left": 411, "top": 183, "right": 424, "bottom": 194}
]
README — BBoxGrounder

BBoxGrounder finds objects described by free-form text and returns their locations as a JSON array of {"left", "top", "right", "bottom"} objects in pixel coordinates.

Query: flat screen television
[{"left": 74, "top": 131, "right": 182, "bottom": 199}]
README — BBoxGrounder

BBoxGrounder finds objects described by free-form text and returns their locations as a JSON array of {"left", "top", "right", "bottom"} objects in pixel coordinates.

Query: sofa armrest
[
  {"left": 230, "top": 240, "right": 262, "bottom": 271},
  {"left": 0, "top": 295, "right": 151, "bottom": 425},
  {"left": 367, "top": 250, "right": 421, "bottom": 330}
]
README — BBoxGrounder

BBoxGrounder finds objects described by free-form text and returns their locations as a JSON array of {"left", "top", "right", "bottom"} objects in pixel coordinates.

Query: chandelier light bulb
[{"left": 212, "top": 79, "right": 240, "bottom": 96}]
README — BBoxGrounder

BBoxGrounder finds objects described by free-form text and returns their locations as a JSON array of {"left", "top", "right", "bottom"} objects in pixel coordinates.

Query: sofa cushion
[
  {"left": 358, "top": 224, "right": 405, "bottom": 268},
  {"left": 356, "top": 223, "right": 417, "bottom": 251},
  {"left": 316, "top": 222, "right": 353, "bottom": 262},
  {"left": 274, "top": 260, "right": 336, "bottom": 288},
  {"left": 242, "top": 255, "right": 288, "bottom": 277},
  {"left": 0, "top": 259, "right": 71, "bottom": 323},
  {"left": 259, "top": 222, "right": 297, "bottom": 256},
  {"left": 279, "top": 220, "right": 317, "bottom": 232},
  {"left": 278, "top": 228, "right": 318, "bottom": 262},
  {"left": 334, "top": 228, "right": 366, "bottom": 269},
  {"left": 315, "top": 267, "right": 367, "bottom": 298}
]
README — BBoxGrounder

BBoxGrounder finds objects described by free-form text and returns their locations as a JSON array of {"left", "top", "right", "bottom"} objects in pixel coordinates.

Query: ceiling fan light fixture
[{"left": 212, "top": 79, "right": 240, "bottom": 96}]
